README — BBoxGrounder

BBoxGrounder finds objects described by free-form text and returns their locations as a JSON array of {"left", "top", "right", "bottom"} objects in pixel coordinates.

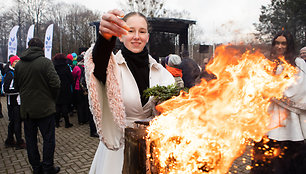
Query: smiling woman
[
  {"left": 84, "top": 9, "right": 175, "bottom": 174},
  {"left": 251, "top": 31, "right": 306, "bottom": 174},
  {"left": 118, "top": 12, "right": 149, "bottom": 53}
]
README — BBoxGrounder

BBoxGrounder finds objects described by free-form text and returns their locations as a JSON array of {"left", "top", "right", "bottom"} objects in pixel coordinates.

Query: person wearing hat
[
  {"left": 52, "top": 53, "right": 74, "bottom": 128},
  {"left": 71, "top": 52, "right": 78, "bottom": 66},
  {"left": 75, "top": 54, "right": 98, "bottom": 137},
  {"left": 66, "top": 54, "right": 73, "bottom": 61},
  {"left": 3, "top": 55, "right": 26, "bottom": 150},
  {"left": 300, "top": 46, "right": 306, "bottom": 60},
  {"left": 72, "top": 54, "right": 89, "bottom": 126},
  {"left": 165, "top": 54, "right": 184, "bottom": 88},
  {"left": 0, "top": 55, "right": 16, "bottom": 118},
  {"left": 179, "top": 53, "right": 201, "bottom": 88}
]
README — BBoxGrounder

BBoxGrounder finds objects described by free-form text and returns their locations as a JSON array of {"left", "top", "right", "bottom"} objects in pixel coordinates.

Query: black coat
[
  {"left": 179, "top": 58, "right": 201, "bottom": 88},
  {"left": 53, "top": 58, "right": 73, "bottom": 105},
  {"left": 3, "top": 66, "right": 19, "bottom": 106}
]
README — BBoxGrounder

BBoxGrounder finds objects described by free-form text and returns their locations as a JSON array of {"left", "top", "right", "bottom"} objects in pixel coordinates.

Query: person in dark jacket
[
  {"left": 0, "top": 62, "right": 4, "bottom": 118},
  {"left": 3, "top": 55, "right": 26, "bottom": 150},
  {"left": 77, "top": 56, "right": 98, "bottom": 138},
  {"left": 0, "top": 56, "right": 15, "bottom": 118},
  {"left": 14, "top": 38, "right": 61, "bottom": 174},
  {"left": 72, "top": 57, "right": 89, "bottom": 125},
  {"left": 179, "top": 55, "right": 201, "bottom": 88},
  {"left": 52, "top": 53, "right": 73, "bottom": 128}
]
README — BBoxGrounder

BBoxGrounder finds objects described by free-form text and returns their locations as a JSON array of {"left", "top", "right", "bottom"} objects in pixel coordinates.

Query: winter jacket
[
  {"left": 72, "top": 65, "right": 82, "bottom": 91},
  {"left": 85, "top": 46, "right": 175, "bottom": 150},
  {"left": 179, "top": 58, "right": 201, "bottom": 88},
  {"left": 3, "top": 66, "right": 20, "bottom": 106},
  {"left": 53, "top": 58, "right": 73, "bottom": 105},
  {"left": 15, "top": 46, "right": 60, "bottom": 119}
]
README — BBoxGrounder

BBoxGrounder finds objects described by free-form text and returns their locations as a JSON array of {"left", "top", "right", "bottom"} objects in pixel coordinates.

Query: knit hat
[
  {"left": 67, "top": 54, "right": 73, "bottom": 61},
  {"left": 9, "top": 55, "right": 20, "bottom": 66},
  {"left": 71, "top": 53, "right": 77, "bottom": 61},
  {"left": 301, "top": 47, "right": 306, "bottom": 52},
  {"left": 167, "top": 54, "right": 182, "bottom": 67}
]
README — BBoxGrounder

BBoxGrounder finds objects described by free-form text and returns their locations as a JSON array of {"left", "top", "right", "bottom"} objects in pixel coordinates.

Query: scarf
[
  {"left": 121, "top": 45, "right": 149, "bottom": 106},
  {"left": 166, "top": 64, "right": 183, "bottom": 77}
]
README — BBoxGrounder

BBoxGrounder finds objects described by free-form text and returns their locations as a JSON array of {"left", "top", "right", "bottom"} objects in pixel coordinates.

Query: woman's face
[
  {"left": 119, "top": 15, "right": 149, "bottom": 53},
  {"left": 274, "top": 36, "right": 287, "bottom": 57}
]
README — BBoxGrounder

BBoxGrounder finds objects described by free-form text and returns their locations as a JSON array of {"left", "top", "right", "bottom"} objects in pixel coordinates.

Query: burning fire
[{"left": 146, "top": 45, "right": 297, "bottom": 174}]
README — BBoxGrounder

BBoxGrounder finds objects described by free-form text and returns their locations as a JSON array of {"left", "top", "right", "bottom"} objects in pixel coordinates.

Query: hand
[{"left": 99, "top": 9, "right": 130, "bottom": 40}]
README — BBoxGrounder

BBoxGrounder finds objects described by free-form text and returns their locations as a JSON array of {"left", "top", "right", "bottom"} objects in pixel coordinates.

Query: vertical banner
[
  {"left": 44, "top": 24, "right": 54, "bottom": 59},
  {"left": 7, "top": 25, "right": 19, "bottom": 62},
  {"left": 26, "top": 24, "right": 35, "bottom": 48}
]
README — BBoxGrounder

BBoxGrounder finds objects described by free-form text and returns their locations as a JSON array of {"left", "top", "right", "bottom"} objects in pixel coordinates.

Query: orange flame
[{"left": 146, "top": 45, "right": 297, "bottom": 174}]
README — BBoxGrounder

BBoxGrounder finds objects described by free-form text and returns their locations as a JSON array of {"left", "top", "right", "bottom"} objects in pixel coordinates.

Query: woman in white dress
[
  {"left": 251, "top": 31, "right": 306, "bottom": 174},
  {"left": 84, "top": 9, "right": 175, "bottom": 173}
]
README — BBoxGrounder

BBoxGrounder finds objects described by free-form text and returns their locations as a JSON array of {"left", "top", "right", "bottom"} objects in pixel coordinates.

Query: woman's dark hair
[
  {"left": 52, "top": 53, "right": 66, "bottom": 60},
  {"left": 122, "top": 12, "right": 151, "bottom": 31},
  {"left": 271, "top": 31, "right": 296, "bottom": 66}
]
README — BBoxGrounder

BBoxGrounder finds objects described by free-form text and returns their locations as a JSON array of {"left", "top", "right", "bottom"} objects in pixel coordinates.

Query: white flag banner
[
  {"left": 44, "top": 24, "right": 54, "bottom": 59},
  {"left": 7, "top": 25, "right": 19, "bottom": 61},
  {"left": 26, "top": 24, "right": 35, "bottom": 48}
]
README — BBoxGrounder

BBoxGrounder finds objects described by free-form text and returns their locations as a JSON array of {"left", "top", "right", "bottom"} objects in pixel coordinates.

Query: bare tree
[
  {"left": 49, "top": 2, "right": 71, "bottom": 53},
  {"left": 17, "top": 0, "right": 53, "bottom": 37},
  {"left": 49, "top": 3, "right": 100, "bottom": 54},
  {"left": 0, "top": 11, "right": 15, "bottom": 62},
  {"left": 0, "top": 1, "right": 29, "bottom": 59},
  {"left": 120, "top": 0, "right": 167, "bottom": 17}
]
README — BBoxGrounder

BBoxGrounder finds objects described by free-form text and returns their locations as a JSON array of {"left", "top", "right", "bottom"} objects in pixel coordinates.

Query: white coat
[
  {"left": 84, "top": 47, "right": 175, "bottom": 174},
  {"left": 268, "top": 57, "right": 306, "bottom": 141}
]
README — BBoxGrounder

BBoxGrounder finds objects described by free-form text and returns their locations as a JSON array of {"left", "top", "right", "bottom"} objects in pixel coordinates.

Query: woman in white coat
[
  {"left": 84, "top": 9, "right": 175, "bottom": 174},
  {"left": 251, "top": 31, "right": 306, "bottom": 174}
]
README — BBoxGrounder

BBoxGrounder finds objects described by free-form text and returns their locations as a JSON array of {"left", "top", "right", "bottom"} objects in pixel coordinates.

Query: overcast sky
[
  {"left": 3, "top": 0, "right": 270, "bottom": 44},
  {"left": 56, "top": 0, "right": 270, "bottom": 44}
]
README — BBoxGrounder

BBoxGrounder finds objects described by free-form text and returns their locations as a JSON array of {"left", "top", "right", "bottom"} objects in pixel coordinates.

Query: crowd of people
[
  {"left": 0, "top": 37, "right": 99, "bottom": 173},
  {"left": 0, "top": 8, "right": 305, "bottom": 174}
]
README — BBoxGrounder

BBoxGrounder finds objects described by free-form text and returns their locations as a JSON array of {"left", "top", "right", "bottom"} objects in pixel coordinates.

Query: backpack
[
  {"left": 1, "top": 71, "right": 14, "bottom": 95},
  {"left": 78, "top": 65, "right": 88, "bottom": 95}
]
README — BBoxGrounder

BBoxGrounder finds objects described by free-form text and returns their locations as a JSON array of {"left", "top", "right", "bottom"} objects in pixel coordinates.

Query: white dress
[
  {"left": 268, "top": 57, "right": 306, "bottom": 141},
  {"left": 85, "top": 49, "right": 175, "bottom": 174}
]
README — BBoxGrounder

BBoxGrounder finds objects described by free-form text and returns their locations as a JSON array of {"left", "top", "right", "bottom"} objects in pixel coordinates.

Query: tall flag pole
[
  {"left": 44, "top": 24, "right": 54, "bottom": 59},
  {"left": 7, "top": 25, "right": 19, "bottom": 62},
  {"left": 26, "top": 24, "right": 35, "bottom": 48}
]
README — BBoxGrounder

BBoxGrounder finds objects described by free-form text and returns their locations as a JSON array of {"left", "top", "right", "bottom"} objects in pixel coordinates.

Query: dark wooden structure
[
  {"left": 90, "top": 17, "right": 195, "bottom": 61},
  {"left": 147, "top": 17, "right": 195, "bottom": 56}
]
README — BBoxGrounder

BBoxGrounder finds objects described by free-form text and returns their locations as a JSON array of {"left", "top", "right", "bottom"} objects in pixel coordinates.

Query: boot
[
  {"left": 33, "top": 164, "right": 43, "bottom": 174},
  {"left": 15, "top": 139, "right": 26, "bottom": 150},
  {"left": 4, "top": 139, "right": 16, "bottom": 148},
  {"left": 64, "top": 114, "right": 73, "bottom": 128},
  {"left": 65, "top": 123, "right": 73, "bottom": 128},
  {"left": 43, "top": 166, "right": 60, "bottom": 174},
  {"left": 55, "top": 113, "right": 60, "bottom": 128}
]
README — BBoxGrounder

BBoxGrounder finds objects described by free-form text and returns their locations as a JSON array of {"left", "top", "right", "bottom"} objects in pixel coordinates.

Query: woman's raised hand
[{"left": 99, "top": 9, "right": 130, "bottom": 40}]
